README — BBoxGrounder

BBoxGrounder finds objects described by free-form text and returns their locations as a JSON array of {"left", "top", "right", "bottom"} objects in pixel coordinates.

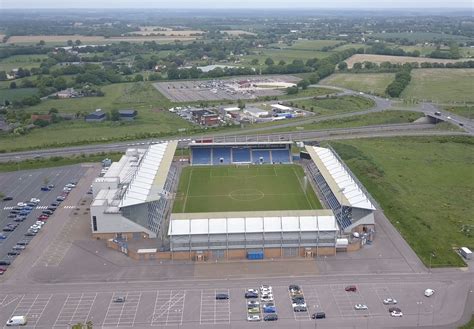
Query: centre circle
[{"left": 229, "top": 189, "right": 265, "bottom": 201}]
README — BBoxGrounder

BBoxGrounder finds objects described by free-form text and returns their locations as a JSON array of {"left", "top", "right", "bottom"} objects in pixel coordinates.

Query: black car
[
  {"left": 7, "top": 251, "right": 20, "bottom": 256},
  {"left": 14, "top": 217, "right": 25, "bottom": 222},
  {"left": 42, "top": 210, "right": 53, "bottom": 215},
  {"left": 0, "top": 260, "right": 11, "bottom": 266},
  {"left": 311, "top": 312, "right": 326, "bottom": 319},
  {"left": 215, "top": 293, "right": 229, "bottom": 300},
  {"left": 245, "top": 292, "right": 258, "bottom": 299},
  {"left": 2, "top": 196, "right": 13, "bottom": 201},
  {"left": 263, "top": 314, "right": 278, "bottom": 321},
  {"left": 25, "top": 232, "right": 36, "bottom": 236},
  {"left": 17, "top": 241, "right": 29, "bottom": 246},
  {"left": 47, "top": 206, "right": 57, "bottom": 211},
  {"left": 7, "top": 214, "right": 16, "bottom": 218},
  {"left": 388, "top": 307, "right": 401, "bottom": 313},
  {"left": 2, "top": 227, "right": 14, "bottom": 232},
  {"left": 50, "top": 202, "right": 60, "bottom": 207},
  {"left": 10, "top": 210, "right": 20, "bottom": 214},
  {"left": 289, "top": 284, "right": 300, "bottom": 291},
  {"left": 292, "top": 297, "right": 305, "bottom": 303},
  {"left": 13, "top": 206, "right": 22, "bottom": 211}
]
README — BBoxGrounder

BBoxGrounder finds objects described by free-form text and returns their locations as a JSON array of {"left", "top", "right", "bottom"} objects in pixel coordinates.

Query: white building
[
  {"left": 90, "top": 141, "right": 178, "bottom": 239},
  {"left": 271, "top": 104, "right": 293, "bottom": 111},
  {"left": 243, "top": 107, "right": 269, "bottom": 118}
]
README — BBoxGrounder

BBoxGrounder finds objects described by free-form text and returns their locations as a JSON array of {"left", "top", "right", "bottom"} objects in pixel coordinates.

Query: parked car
[
  {"left": 247, "top": 300, "right": 259, "bottom": 308},
  {"left": 7, "top": 214, "right": 16, "bottom": 219},
  {"left": 113, "top": 296, "right": 126, "bottom": 303},
  {"left": 215, "top": 293, "right": 229, "bottom": 300},
  {"left": 10, "top": 210, "right": 20, "bottom": 214},
  {"left": 245, "top": 292, "right": 258, "bottom": 299},
  {"left": 3, "top": 226, "right": 14, "bottom": 232},
  {"left": 47, "top": 184, "right": 55, "bottom": 189},
  {"left": 247, "top": 314, "right": 260, "bottom": 322},
  {"left": 345, "top": 285, "right": 357, "bottom": 292},
  {"left": 263, "top": 306, "right": 276, "bottom": 313},
  {"left": 2, "top": 196, "right": 13, "bottom": 201},
  {"left": 354, "top": 304, "right": 368, "bottom": 310},
  {"left": 260, "top": 295, "right": 273, "bottom": 302},
  {"left": 289, "top": 284, "right": 300, "bottom": 291},
  {"left": 424, "top": 289, "right": 435, "bottom": 297},
  {"left": 7, "top": 251, "right": 20, "bottom": 256},
  {"left": 40, "top": 186, "right": 50, "bottom": 191},
  {"left": 38, "top": 215, "right": 49, "bottom": 220},
  {"left": 293, "top": 305, "right": 307, "bottom": 312},
  {"left": 388, "top": 307, "right": 402, "bottom": 313},
  {"left": 17, "top": 202, "right": 26, "bottom": 207},
  {"left": 0, "top": 260, "right": 12, "bottom": 266},
  {"left": 247, "top": 307, "right": 260, "bottom": 314},
  {"left": 30, "top": 198, "right": 40, "bottom": 203},
  {"left": 47, "top": 206, "right": 57, "bottom": 211},
  {"left": 6, "top": 315, "right": 27, "bottom": 326},
  {"left": 390, "top": 311, "right": 403, "bottom": 317},
  {"left": 383, "top": 298, "right": 397, "bottom": 305},
  {"left": 42, "top": 210, "right": 53, "bottom": 215},
  {"left": 24, "top": 232, "right": 36, "bottom": 237},
  {"left": 311, "top": 312, "right": 326, "bottom": 319},
  {"left": 13, "top": 245, "right": 26, "bottom": 251},
  {"left": 0, "top": 234, "right": 7, "bottom": 239},
  {"left": 263, "top": 314, "right": 278, "bottom": 321},
  {"left": 17, "top": 241, "right": 29, "bottom": 246},
  {"left": 56, "top": 196, "right": 66, "bottom": 202},
  {"left": 50, "top": 202, "right": 60, "bottom": 207}
]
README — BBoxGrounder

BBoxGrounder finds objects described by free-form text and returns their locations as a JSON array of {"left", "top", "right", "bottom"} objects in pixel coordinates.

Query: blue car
[
  {"left": 263, "top": 306, "right": 276, "bottom": 313},
  {"left": 0, "top": 233, "right": 7, "bottom": 239},
  {"left": 23, "top": 206, "right": 33, "bottom": 211},
  {"left": 40, "top": 186, "right": 50, "bottom": 191}
]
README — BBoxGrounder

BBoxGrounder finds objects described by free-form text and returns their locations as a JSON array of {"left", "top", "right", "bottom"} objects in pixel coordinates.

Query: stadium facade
[{"left": 90, "top": 140, "right": 376, "bottom": 260}]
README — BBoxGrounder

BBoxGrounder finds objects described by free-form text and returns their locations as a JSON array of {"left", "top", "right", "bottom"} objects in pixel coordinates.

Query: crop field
[
  {"left": 243, "top": 48, "right": 331, "bottom": 64},
  {"left": 285, "top": 39, "right": 343, "bottom": 50},
  {"left": 321, "top": 73, "right": 395, "bottom": 95},
  {"left": 402, "top": 69, "right": 474, "bottom": 103},
  {"left": 344, "top": 54, "right": 465, "bottom": 68},
  {"left": 291, "top": 95, "right": 374, "bottom": 116},
  {"left": 0, "top": 54, "right": 48, "bottom": 71},
  {"left": 172, "top": 164, "right": 322, "bottom": 213},
  {"left": 370, "top": 32, "right": 473, "bottom": 42},
  {"left": 0, "top": 88, "right": 38, "bottom": 103},
  {"left": 332, "top": 136, "right": 474, "bottom": 267},
  {"left": 5, "top": 35, "right": 198, "bottom": 45}
]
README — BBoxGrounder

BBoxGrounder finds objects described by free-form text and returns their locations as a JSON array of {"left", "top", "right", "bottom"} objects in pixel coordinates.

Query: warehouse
[
  {"left": 168, "top": 210, "right": 338, "bottom": 260},
  {"left": 90, "top": 141, "right": 178, "bottom": 240},
  {"left": 304, "top": 145, "right": 376, "bottom": 235}
]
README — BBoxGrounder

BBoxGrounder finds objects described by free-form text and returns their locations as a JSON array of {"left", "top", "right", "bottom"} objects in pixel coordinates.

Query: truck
[{"left": 460, "top": 247, "right": 472, "bottom": 260}]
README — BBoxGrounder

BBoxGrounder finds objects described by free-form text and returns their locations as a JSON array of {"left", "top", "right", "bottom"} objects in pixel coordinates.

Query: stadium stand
[
  {"left": 212, "top": 147, "right": 231, "bottom": 165},
  {"left": 232, "top": 147, "right": 251, "bottom": 163},
  {"left": 271, "top": 149, "right": 291, "bottom": 164},
  {"left": 192, "top": 147, "right": 212, "bottom": 165},
  {"left": 252, "top": 150, "right": 271, "bottom": 164}
]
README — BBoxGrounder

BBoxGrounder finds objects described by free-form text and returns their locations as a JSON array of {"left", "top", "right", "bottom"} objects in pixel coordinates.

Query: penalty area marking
[{"left": 228, "top": 189, "right": 265, "bottom": 201}]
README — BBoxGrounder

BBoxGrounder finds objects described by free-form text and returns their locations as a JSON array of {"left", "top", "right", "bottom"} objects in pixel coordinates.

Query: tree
[
  {"left": 38, "top": 40, "right": 45, "bottom": 46},
  {"left": 353, "top": 62, "right": 363, "bottom": 70},
  {"left": 286, "top": 86, "right": 299, "bottom": 95},
  {"left": 9, "top": 82, "right": 17, "bottom": 89},
  {"left": 75, "top": 39, "right": 82, "bottom": 46},
  {"left": 110, "top": 109, "right": 120, "bottom": 121},
  {"left": 264, "top": 57, "right": 274, "bottom": 66},
  {"left": 337, "top": 61, "right": 348, "bottom": 71},
  {"left": 278, "top": 60, "right": 286, "bottom": 66},
  {"left": 134, "top": 74, "right": 144, "bottom": 82},
  {"left": 48, "top": 108, "right": 59, "bottom": 114},
  {"left": 0, "top": 71, "right": 7, "bottom": 81},
  {"left": 237, "top": 99, "right": 246, "bottom": 110},
  {"left": 251, "top": 58, "right": 259, "bottom": 65},
  {"left": 297, "top": 79, "right": 310, "bottom": 90},
  {"left": 67, "top": 40, "right": 73, "bottom": 46}
]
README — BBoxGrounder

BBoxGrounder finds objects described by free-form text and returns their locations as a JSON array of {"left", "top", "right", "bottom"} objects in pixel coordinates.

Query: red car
[
  {"left": 0, "top": 267, "right": 6, "bottom": 274},
  {"left": 38, "top": 214, "right": 49, "bottom": 220},
  {"left": 345, "top": 285, "right": 357, "bottom": 292}
]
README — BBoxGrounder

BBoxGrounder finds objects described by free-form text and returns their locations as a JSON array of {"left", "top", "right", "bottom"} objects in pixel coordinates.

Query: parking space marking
[
  {"left": 151, "top": 290, "right": 185, "bottom": 326},
  {"left": 289, "top": 287, "right": 310, "bottom": 321},
  {"left": 330, "top": 284, "right": 356, "bottom": 317},
  {"left": 5, "top": 294, "right": 52, "bottom": 328},
  {"left": 102, "top": 292, "right": 141, "bottom": 327},
  {"left": 301, "top": 286, "right": 323, "bottom": 320},
  {"left": 200, "top": 289, "right": 230, "bottom": 324},
  {"left": 0, "top": 295, "right": 21, "bottom": 309},
  {"left": 53, "top": 293, "right": 97, "bottom": 327}
]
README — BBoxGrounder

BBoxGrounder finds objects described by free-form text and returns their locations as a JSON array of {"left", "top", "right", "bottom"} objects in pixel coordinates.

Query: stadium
[{"left": 90, "top": 140, "right": 376, "bottom": 260}]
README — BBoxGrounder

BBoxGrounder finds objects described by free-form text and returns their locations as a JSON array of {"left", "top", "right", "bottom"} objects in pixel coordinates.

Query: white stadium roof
[
  {"left": 168, "top": 210, "right": 337, "bottom": 236},
  {"left": 306, "top": 146, "right": 375, "bottom": 210},
  {"left": 119, "top": 141, "right": 178, "bottom": 207}
]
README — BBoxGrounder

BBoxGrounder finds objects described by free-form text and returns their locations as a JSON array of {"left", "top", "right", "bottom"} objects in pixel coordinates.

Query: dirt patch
[{"left": 345, "top": 54, "right": 465, "bottom": 68}]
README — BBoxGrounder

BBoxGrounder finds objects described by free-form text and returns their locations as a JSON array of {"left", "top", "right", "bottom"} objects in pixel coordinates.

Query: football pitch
[{"left": 172, "top": 164, "right": 322, "bottom": 213}]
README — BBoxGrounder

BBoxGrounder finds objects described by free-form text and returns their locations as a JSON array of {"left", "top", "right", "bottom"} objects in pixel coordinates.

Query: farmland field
[
  {"left": 172, "top": 164, "right": 322, "bottom": 213},
  {"left": 242, "top": 48, "right": 331, "bottom": 64},
  {"left": 332, "top": 136, "right": 474, "bottom": 267},
  {"left": 370, "top": 32, "right": 473, "bottom": 42},
  {"left": 0, "top": 88, "right": 38, "bottom": 103},
  {"left": 5, "top": 35, "right": 199, "bottom": 45},
  {"left": 291, "top": 95, "right": 375, "bottom": 116},
  {"left": 0, "top": 54, "right": 48, "bottom": 71},
  {"left": 285, "top": 39, "right": 343, "bottom": 51},
  {"left": 344, "top": 54, "right": 465, "bottom": 68},
  {"left": 321, "top": 73, "right": 395, "bottom": 95},
  {"left": 402, "top": 69, "right": 474, "bottom": 103}
]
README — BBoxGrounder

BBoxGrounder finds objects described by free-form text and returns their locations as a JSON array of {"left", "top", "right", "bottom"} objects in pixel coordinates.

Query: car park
[
  {"left": 424, "top": 289, "right": 435, "bottom": 297},
  {"left": 383, "top": 298, "right": 397, "bottom": 305},
  {"left": 311, "top": 312, "right": 326, "bottom": 319},
  {"left": 215, "top": 293, "right": 229, "bottom": 300},
  {"left": 391, "top": 311, "right": 403, "bottom": 317},
  {"left": 247, "top": 314, "right": 260, "bottom": 322},
  {"left": 354, "top": 304, "right": 368, "bottom": 310},
  {"left": 263, "top": 314, "right": 278, "bottom": 321},
  {"left": 345, "top": 285, "right": 357, "bottom": 292}
]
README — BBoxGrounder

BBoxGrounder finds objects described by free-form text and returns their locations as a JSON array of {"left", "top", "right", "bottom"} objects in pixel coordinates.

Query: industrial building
[
  {"left": 304, "top": 145, "right": 376, "bottom": 235},
  {"left": 90, "top": 141, "right": 178, "bottom": 240},
  {"left": 168, "top": 210, "right": 338, "bottom": 260}
]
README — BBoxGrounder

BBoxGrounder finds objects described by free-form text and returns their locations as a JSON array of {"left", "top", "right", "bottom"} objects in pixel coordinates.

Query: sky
[{"left": 0, "top": 0, "right": 472, "bottom": 9}]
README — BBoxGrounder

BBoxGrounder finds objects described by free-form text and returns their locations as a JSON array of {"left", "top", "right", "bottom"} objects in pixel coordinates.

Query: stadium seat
[
  {"left": 252, "top": 150, "right": 271, "bottom": 164},
  {"left": 192, "top": 148, "right": 212, "bottom": 165},
  {"left": 271, "top": 149, "right": 291, "bottom": 164},
  {"left": 232, "top": 147, "right": 251, "bottom": 163},
  {"left": 212, "top": 147, "right": 231, "bottom": 165}
]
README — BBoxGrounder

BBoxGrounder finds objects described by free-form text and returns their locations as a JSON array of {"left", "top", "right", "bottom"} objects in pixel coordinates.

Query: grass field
[
  {"left": 265, "top": 110, "right": 424, "bottom": 133},
  {"left": 402, "top": 69, "right": 474, "bottom": 103},
  {"left": 331, "top": 136, "right": 474, "bottom": 267},
  {"left": 172, "top": 164, "right": 322, "bottom": 213},
  {"left": 344, "top": 54, "right": 465, "bottom": 68},
  {"left": 444, "top": 106, "right": 473, "bottom": 119},
  {"left": 242, "top": 48, "right": 330, "bottom": 65},
  {"left": 285, "top": 40, "right": 343, "bottom": 51},
  {"left": 0, "top": 88, "right": 38, "bottom": 103},
  {"left": 321, "top": 73, "right": 395, "bottom": 95},
  {"left": 370, "top": 32, "right": 472, "bottom": 42},
  {"left": 291, "top": 95, "right": 375, "bottom": 116},
  {"left": 0, "top": 54, "right": 48, "bottom": 72}
]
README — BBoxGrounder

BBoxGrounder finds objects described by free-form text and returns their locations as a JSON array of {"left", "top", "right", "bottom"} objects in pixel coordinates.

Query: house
[
  {"left": 85, "top": 110, "right": 106, "bottom": 122},
  {"left": 56, "top": 88, "right": 79, "bottom": 99},
  {"left": 191, "top": 109, "right": 219, "bottom": 126},
  {"left": 119, "top": 109, "right": 137, "bottom": 121},
  {"left": 30, "top": 114, "right": 52, "bottom": 123}
]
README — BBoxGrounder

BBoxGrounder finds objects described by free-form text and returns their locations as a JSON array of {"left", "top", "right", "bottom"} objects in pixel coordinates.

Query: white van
[
  {"left": 424, "top": 289, "right": 435, "bottom": 297},
  {"left": 6, "top": 315, "right": 27, "bottom": 326}
]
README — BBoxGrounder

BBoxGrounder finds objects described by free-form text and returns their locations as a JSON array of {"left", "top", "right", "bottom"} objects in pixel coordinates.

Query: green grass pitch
[{"left": 172, "top": 164, "right": 322, "bottom": 213}]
